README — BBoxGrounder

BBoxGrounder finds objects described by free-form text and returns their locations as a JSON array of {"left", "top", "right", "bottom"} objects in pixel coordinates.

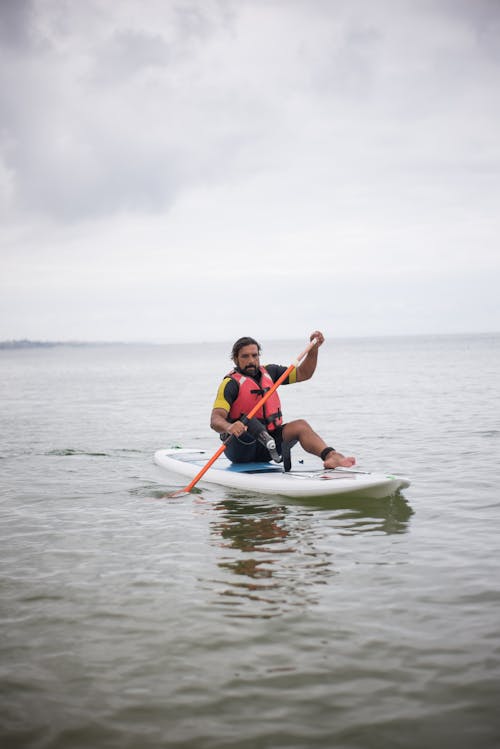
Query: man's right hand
[{"left": 226, "top": 420, "right": 247, "bottom": 438}]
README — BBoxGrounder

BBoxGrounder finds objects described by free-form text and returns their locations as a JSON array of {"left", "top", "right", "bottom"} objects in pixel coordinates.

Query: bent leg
[{"left": 282, "top": 419, "right": 356, "bottom": 468}]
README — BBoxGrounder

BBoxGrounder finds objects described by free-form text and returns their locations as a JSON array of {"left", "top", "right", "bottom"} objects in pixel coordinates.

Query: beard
[{"left": 242, "top": 364, "right": 258, "bottom": 376}]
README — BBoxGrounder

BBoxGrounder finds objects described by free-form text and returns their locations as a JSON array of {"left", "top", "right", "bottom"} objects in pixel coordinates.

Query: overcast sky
[{"left": 1, "top": 0, "right": 499, "bottom": 342}]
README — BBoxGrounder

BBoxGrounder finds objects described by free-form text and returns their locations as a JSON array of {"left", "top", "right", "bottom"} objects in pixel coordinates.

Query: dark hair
[{"left": 231, "top": 336, "right": 261, "bottom": 361}]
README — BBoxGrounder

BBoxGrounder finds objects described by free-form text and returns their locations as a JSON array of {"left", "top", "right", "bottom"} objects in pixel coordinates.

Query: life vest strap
[{"left": 250, "top": 387, "right": 265, "bottom": 397}]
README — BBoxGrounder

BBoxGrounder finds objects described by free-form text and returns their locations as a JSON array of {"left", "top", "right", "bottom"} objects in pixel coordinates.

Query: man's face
[{"left": 235, "top": 344, "right": 260, "bottom": 376}]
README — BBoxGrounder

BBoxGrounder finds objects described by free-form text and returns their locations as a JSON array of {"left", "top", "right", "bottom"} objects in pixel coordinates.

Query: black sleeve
[{"left": 264, "top": 364, "right": 292, "bottom": 384}]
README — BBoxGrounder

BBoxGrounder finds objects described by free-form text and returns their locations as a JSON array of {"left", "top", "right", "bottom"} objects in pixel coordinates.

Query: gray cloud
[
  {"left": 0, "top": 0, "right": 241, "bottom": 220},
  {"left": 1, "top": 0, "right": 499, "bottom": 341},
  {"left": 2, "top": 0, "right": 499, "bottom": 224},
  {"left": 0, "top": 0, "right": 34, "bottom": 47},
  {"left": 92, "top": 30, "right": 172, "bottom": 85}
]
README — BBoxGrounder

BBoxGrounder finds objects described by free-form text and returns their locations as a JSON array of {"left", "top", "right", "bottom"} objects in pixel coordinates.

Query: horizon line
[{"left": 1, "top": 329, "right": 499, "bottom": 348}]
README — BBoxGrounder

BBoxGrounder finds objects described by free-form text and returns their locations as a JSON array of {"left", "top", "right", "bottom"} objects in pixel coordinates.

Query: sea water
[{"left": 1, "top": 334, "right": 499, "bottom": 748}]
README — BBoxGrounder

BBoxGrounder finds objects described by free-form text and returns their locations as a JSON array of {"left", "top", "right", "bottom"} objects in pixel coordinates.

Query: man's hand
[
  {"left": 310, "top": 330, "right": 325, "bottom": 347},
  {"left": 226, "top": 420, "right": 247, "bottom": 438}
]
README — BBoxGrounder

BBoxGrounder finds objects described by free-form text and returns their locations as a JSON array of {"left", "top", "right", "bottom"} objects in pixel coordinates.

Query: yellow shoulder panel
[{"left": 212, "top": 377, "right": 232, "bottom": 412}]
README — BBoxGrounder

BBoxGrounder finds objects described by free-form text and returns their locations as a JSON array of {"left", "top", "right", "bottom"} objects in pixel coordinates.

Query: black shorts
[{"left": 224, "top": 426, "right": 284, "bottom": 464}]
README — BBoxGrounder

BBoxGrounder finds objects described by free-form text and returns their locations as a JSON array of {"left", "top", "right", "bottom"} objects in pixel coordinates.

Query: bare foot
[{"left": 323, "top": 451, "right": 356, "bottom": 469}]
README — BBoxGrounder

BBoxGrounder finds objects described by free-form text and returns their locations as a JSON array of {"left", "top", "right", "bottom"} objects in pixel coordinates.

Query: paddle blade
[
  {"left": 162, "top": 482, "right": 205, "bottom": 498},
  {"left": 164, "top": 488, "right": 191, "bottom": 498}
]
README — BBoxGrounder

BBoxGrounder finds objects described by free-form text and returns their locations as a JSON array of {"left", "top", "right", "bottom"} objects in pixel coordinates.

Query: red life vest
[{"left": 227, "top": 367, "right": 283, "bottom": 432}]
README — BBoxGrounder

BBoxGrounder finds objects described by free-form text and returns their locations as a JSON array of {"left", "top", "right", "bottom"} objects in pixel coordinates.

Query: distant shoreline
[
  {"left": 0, "top": 339, "right": 126, "bottom": 350},
  {"left": 1, "top": 331, "right": 499, "bottom": 350}
]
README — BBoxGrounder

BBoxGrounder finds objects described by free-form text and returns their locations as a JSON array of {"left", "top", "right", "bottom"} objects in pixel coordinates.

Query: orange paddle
[{"left": 168, "top": 338, "right": 317, "bottom": 497}]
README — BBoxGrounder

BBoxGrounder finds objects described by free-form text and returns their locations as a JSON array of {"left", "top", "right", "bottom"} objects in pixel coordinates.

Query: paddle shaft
[{"left": 179, "top": 338, "right": 318, "bottom": 494}]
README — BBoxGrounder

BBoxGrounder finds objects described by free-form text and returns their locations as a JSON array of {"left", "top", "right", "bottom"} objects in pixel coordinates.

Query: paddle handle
[{"left": 180, "top": 338, "right": 318, "bottom": 494}]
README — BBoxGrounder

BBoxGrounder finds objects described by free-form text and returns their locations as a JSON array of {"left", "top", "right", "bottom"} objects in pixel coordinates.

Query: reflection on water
[
  {"left": 207, "top": 492, "right": 413, "bottom": 618},
  {"left": 300, "top": 492, "right": 414, "bottom": 534},
  {"left": 207, "top": 497, "right": 331, "bottom": 618}
]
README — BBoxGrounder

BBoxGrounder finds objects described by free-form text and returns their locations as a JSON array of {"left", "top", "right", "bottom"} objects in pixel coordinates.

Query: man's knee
[
  {"left": 284, "top": 419, "right": 311, "bottom": 439},
  {"left": 295, "top": 419, "right": 310, "bottom": 431}
]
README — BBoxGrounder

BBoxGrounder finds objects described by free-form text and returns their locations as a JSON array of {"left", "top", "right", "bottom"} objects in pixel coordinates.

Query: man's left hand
[{"left": 310, "top": 330, "right": 325, "bottom": 347}]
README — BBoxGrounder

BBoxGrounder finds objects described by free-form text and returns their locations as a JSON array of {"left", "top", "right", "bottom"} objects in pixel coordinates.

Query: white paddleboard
[{"left": 154, "top": 448, "right": 410, "bottom": 500}]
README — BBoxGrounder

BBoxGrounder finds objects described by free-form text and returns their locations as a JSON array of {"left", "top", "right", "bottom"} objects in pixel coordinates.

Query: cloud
[
  {"left": 0, "top": 0, "right": 33, "bottom": 47},
  {"left": 0, "top": 0, "right": 239, "bottom": 219},
  {"left": 0, "top": 0, "right": 499, "bottom": 339},
  {"left": 2, "top": 0, "right": 499, "bottom": 222}
]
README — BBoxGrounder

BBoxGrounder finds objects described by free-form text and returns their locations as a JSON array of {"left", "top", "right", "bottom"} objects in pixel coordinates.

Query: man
[{"left": 210, "top": 330, "right": 356, "bottom": 470}]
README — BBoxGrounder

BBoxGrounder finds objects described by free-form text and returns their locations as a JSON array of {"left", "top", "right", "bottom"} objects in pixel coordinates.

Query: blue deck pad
[
  {"left": 176, "top": 452, "right": 284, "bottom": 474},
  {"left": 225, "top": 462, "right": 284, "bottom": 474}
]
